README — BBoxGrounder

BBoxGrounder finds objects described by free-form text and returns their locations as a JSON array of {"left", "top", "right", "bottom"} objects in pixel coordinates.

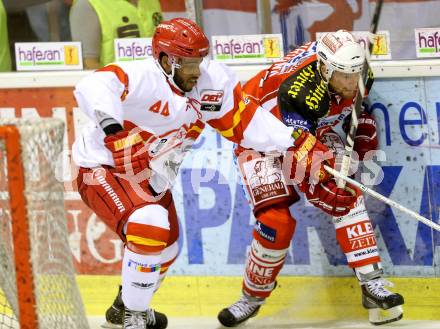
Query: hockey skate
[
  {"left": 217, "top": 294, "right": 265, "bottom": 327},
  {"left": 122, "top": 307, "right": 168, "bottom": 329},
  {"left": 102, "top": 286, "right": 167, "bottom": 329},
  {"left": 362, "top": 278, "right": 404, "bottom": 325}
]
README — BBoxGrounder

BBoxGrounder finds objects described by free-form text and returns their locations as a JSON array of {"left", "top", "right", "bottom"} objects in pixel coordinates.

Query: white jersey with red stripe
[{"left": 72, "top": 58, "right": 294, "bottom": 192}]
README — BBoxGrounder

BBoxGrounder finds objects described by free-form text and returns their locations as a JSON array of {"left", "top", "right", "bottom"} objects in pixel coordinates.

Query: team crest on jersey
[
  {"left": 242, "top": 156, "right": 289, "bottom": 206},
  {"left": 200, "top": 89, "right": 223, "bottom": 111}
]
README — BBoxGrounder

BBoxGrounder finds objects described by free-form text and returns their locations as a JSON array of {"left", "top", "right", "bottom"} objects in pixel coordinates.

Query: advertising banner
[
  {"left": 211, "top": 34, "right": 284, "bottom": 64},
  {"left": 14, "top": 42, "right": 83, "bottom": 71},
  {"left": 415, "top": 28, "right": 440, "bottom": 58},
  {"left": 114, "top": 38, "right": 153, "bottom": 62},
  {"left": 0, "top": 77, "right": 439, "bottom": 277}
]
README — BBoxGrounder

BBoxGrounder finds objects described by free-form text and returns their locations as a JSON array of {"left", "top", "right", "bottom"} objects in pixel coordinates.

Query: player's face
[
  {"left": 173, "top": 57, "right": 203, "bottom": 92},
  {"left": 329, "top": 70, "right": 360, "bottom": 99}
]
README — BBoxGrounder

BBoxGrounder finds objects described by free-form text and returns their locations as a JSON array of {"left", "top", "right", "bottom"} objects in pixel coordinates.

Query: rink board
[
  {"left": 76, "top": 275, "right": 440, "bottom": 320},
  {"left": 0, "top": 63, "right": 439, "bottom": 322},
  {"left": 0, "top": 68, "right": 438, "bottom": 278}
]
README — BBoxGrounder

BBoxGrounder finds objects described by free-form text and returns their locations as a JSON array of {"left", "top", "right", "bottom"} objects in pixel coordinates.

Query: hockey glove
[
  {"left": 353, "top": 112, "right": 378, "bottom": 160},
  {"left": 286, "top": 130, "right": 335, "bottom": 185},
  {"left": 104, "top": 130, "right": 151, "bottom": 176},
  {"left": 303, "top": 179, "right": 358, "bottom": 217}
]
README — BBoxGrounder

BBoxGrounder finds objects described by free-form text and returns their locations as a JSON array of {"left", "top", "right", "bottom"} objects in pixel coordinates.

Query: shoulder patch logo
[{"left": 200, "top": 89, "right": 224, "bottom": 111}]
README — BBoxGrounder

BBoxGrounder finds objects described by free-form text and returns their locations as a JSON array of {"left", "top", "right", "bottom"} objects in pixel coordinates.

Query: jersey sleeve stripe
[
  {"left": 216, "top": 99, "right": 246, "bottom": 138},
  {"left": 160, "top": 255, "right": 178, "bottom": 273},
  {"left": 186, "top": 121, "right": 205, "bottom": 139},
  {"left": 126, "top": 235, "right": 167, "bottom": 247},
  {"left": 207, "top": 84, "right": 259, "bottom": 143},
  {"left": 97, "top": 64, "right": 129, "bottom": 101}
]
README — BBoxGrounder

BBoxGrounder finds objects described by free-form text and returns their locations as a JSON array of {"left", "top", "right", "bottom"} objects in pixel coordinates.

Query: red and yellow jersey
[
  {"left": 243, "top": 42, "right": 372, "bottom": 138},
  {"left": 243, "top": 42, "right": 319, "bottom": 118},
  {"left": 72, "top": 58, "right": 294, "bottom": 192}
]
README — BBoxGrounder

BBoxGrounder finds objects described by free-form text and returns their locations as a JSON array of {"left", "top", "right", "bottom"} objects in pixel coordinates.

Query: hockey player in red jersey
[
  {"left": 217, "top": 30, "right": 404, "bottom": 327},
  {"left": 72, "top": 18, "right": 347, "bottom": 329}
]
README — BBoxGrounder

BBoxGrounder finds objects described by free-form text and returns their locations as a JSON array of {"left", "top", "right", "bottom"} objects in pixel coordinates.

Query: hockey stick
[
  {"left": 337, "top": 0, "right": 384, "bottom": 188},
  {"left": 325, "top": 165, "right": 440, "bottom": 232}
]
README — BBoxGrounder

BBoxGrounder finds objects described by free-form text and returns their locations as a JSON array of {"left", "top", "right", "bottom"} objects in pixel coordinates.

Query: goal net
[{"left": 0, "top": 118, "right": 89, "bottom": 329}]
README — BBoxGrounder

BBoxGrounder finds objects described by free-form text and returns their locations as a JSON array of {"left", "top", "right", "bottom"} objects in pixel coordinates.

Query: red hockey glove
[
  {"left": 303, "top": 179, "right": 358, "bottom": 217},
  {"left": 354, "top": 112, "right": 378, "bottom": 160},
  {"left": 286, "top": 130, "right": 335, "bottom": 185},
  {"left": 104, "top": 130, "right": 151, "bottom": 175}
]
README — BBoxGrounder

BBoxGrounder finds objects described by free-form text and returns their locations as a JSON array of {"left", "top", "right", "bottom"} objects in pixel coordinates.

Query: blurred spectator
[
  {"left": 70, "top": 0, "right": 163, "bottom": 69},
  {"left": 2, "top": 0, "right": 49, "bottom": 12},
  {"left": 3, "top": 1, "right": 52, "bottom": 44},
  {"left": 0, "top": 0, "right": 11, "bottom": 71},
  {"left": 3, "top": 0, "right": 72, "bottom": 70},
  {"left": 26, "top": 0, "right": 72, "bottom": 42}
]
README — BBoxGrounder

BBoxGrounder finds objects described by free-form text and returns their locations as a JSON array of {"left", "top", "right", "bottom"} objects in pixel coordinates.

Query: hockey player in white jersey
[{"left": 72, "top": 18, "right": 347, "bottom": 329}]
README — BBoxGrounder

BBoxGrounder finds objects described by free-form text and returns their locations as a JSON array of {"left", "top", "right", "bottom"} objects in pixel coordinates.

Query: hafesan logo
[
  {"left": 263, "top": 37, "right": 281, "bottom": 58},
  {"left": 114, "top": 38, "right": 153, "bottom": 62},
  {"left": 64, "top": 45, "right": 79, "bottom": 65},
  {"left": 212, "top": 34, "right": 284, "bottom": 64},
  {"left": 415, "top": 28, "right": 440, "bottom": 58},
  {"left": 14, "top": 42, "right": 83, "bottom": 71},
  {"left": 371, "top": 34, "right": 388, "bottom": 56}
]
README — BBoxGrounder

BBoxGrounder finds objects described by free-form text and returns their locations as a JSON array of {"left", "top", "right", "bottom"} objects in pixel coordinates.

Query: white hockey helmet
[{"left": 316, "top": 30, "right": 365, "bottom": 82}]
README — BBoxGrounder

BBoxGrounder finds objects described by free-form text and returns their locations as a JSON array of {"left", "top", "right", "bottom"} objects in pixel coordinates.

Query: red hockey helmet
[{"left": 152, "top": 18, "right": 209, "bottom": 60}]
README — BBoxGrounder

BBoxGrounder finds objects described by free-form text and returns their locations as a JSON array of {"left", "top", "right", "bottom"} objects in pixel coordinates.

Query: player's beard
[
  {"left": 329, "top": 84, "right": 357, "bottom": 100},
  {"left": 339, "top": 89, "right": 357, "bottom": 99},
  {"left": 173, "top": 74, "right": 197, "bottom": 93}
]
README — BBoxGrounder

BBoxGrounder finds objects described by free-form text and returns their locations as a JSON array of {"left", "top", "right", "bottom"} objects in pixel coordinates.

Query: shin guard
[
  {"left": 121, "top": 247, "right": 162, "bottom": 311},
  {"left": 333, "top": 196, "right": 380, "bottom": 268},
  {"left": 155, "top": 241, "right": 179, "bottom": 292},
  {"left": 242, "top": 239, "right": 288, "bottom": 298},
  {"left": 242, "top": 205, "right": 296, "bottom": 298}
]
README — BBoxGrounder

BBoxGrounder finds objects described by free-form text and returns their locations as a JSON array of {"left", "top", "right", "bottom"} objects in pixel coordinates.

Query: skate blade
[
  {"left": 101, "top": 321, "right": 122, "bottom": 329},
  {"left": 368, "top": 305, "right": 403, "bottom": 325}
]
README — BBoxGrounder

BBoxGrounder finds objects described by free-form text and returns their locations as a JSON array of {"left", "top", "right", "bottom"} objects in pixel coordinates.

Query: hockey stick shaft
[
  {"left": 325, "top": 165, "right": 440, "bottom": 232},
  {"left": 337, "top": 0, "right": 384, "bottom": 188},
  {"left": 369, "top": 0, "right": 384, "bottom": 36}
]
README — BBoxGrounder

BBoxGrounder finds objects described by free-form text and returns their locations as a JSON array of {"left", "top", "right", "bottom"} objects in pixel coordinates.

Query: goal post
[
  {"left": 0, "top": 124, "right": 36, "bottom": 328},
  {"left": 0, "top": 118, "right": 89, "bottom": 329}
]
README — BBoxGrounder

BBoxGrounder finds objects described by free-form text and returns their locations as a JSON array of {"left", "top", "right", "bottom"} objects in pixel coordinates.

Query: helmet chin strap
[{"left": 154, "top": 57, "right": 185, "bottom": 93}]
